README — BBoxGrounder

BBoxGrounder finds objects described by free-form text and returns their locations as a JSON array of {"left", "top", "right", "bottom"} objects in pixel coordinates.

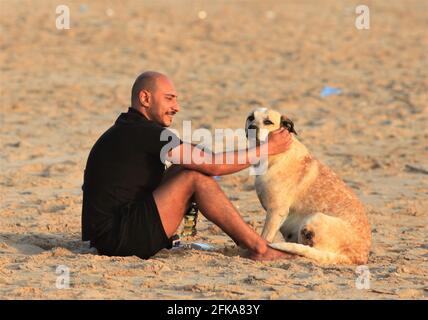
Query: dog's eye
[
  {"left": 248, "top": 115, "right": 255, "bottom": 122},
  {"left": 263, "top": 119, "right": 274, "bottom": 125}
]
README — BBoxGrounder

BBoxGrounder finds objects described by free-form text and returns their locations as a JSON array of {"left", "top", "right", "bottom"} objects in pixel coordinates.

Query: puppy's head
[{"left": 245, "top": 107, "right": 297, "bottom": 143}]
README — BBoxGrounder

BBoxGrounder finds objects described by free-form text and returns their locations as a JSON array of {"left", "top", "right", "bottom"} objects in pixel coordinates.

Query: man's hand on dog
[{"left": 266, "top": 128, "right": 293, "bottom": 156}]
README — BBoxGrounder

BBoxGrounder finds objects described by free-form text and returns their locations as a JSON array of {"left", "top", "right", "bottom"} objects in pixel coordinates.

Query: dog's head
[{"left": 245, "top": 107, "right": 297, "bottom": 143}]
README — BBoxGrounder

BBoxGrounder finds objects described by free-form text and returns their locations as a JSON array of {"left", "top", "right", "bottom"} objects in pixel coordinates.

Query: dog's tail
[{"left": 269, "top": 242, "right": 352, "bottom": 265}]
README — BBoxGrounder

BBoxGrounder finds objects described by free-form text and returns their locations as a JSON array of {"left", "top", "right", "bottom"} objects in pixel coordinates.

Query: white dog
[{"left": 245, "top": 108, "right": 371, "bottom": 265}]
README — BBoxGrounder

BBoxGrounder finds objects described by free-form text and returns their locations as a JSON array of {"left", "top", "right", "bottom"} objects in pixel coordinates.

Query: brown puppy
[{"left": 245, "top": 108, "right": 371, "bottom": 265}]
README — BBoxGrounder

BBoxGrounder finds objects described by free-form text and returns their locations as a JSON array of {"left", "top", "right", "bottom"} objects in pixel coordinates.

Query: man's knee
[{"left": 162, "top": 164, "right": 186, "bottom": 183}]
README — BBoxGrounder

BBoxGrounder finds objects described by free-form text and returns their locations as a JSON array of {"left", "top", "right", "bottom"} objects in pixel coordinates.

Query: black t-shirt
[{"left": 81, "top": 107, "right": 181, "bottom": 241}]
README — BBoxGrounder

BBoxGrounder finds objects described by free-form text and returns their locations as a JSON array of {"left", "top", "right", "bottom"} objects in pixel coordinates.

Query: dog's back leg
[{"left": 268, "top": 242, "right": 351, "bottom": 265}]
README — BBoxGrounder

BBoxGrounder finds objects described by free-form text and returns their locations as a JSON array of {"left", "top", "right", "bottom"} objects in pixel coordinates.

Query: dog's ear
[
  {"left": 280, "top": 115, "right": 298, "bottom": 135},
  {"left": 245, "top": 112, "right": 255, "bottom": 138}
]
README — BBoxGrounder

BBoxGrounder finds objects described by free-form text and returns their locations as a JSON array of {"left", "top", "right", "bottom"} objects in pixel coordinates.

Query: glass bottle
[{"left": 181, "top": 202, "right": 198, "bottom": 237}]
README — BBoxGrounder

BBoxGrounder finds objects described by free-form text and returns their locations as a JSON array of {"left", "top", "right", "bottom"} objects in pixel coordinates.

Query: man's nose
[{"left": 173, "top": 102, "right": 180, "bottom": 113}]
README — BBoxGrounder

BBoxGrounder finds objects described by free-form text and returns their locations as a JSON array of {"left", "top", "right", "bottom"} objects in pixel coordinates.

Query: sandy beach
[{"left": 0, "top": 0, "right": 427, "bottom": 299}]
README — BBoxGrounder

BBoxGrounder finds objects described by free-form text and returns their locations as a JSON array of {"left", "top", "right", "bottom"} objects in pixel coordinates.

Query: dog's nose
[{"left": 248, "top": 124, "right": 257, "bottom": 130}]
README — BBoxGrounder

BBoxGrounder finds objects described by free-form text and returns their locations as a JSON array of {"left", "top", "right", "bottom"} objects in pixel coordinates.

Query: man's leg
[{"left": 153, "top": 168, "right": 291, "bottom": 260}]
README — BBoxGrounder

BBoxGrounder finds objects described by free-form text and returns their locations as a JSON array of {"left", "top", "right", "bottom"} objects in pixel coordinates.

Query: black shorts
[{"left": 91, "top": 193, "right": 172, "bottom": 259}]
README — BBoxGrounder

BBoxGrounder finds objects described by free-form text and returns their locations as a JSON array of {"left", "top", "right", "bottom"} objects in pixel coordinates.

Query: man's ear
[
  {"left": 139, "top": 90, "right": 151, "bottom": 107},
  {"left": 280, "top": 115, "right": 298, "bottom": 135}
]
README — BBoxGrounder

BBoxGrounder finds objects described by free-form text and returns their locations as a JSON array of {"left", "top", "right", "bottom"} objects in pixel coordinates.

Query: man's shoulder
[{"left": 115, "top": 112, "right": 166, "bottom": 132}]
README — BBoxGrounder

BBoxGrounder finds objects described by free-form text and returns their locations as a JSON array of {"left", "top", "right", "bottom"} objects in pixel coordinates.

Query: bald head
[
  {"left": 129, "top": 71, "right": 179, "bottom": 126},
  {"left": 131, "top": 71, "right": 167, "bottom": 107}
]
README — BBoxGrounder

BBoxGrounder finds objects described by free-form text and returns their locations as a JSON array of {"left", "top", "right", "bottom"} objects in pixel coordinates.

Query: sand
[{"left": 0, "top": 0, "right": 427, "bottom": 299}]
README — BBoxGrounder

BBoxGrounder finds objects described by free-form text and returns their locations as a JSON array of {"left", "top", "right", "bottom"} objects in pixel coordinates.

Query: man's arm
[
  {"left": 166, "top": 143, "right": 264, "bottom": 176},
  {"left": 165, "top": 128, "right": 292, "bottom": 176}
]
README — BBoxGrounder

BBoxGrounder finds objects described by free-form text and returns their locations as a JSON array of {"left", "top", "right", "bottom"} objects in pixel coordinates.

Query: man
[{"left": 82, "top": 71, "right": 293, "bottom": 261}]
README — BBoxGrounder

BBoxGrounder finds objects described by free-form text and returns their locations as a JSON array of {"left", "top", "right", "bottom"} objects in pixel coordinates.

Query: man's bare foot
[{"left": 248, "top": 246, "right": 296, "bottom": 261}]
